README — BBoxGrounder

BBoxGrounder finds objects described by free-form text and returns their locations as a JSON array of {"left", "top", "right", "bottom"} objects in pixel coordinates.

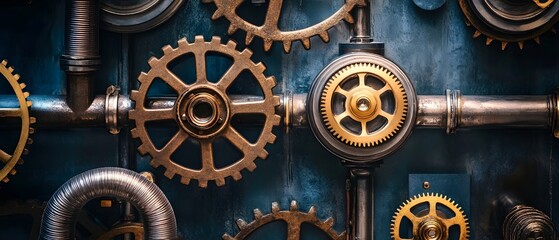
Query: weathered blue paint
[{"left": 0, "top": 0, "right": 558, "bottom": 239}]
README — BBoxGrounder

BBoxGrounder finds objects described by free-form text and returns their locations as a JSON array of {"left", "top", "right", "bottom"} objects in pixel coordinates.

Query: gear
[
  {"left": 203, "top": 0, "right": 365, "bottom": 53},
  {"left": 0, "top": 200, "right": 45, "bottom": 240},
  {"left": 320, "top": 63, "right": 408, "bottom": 148},
  {"left": 96, "top": 222, "right": 144, "bottom": 240},
  {"left": 222, "top": 200, "right": 346, "bottom": 240},
  {"left": 130, "top": 35, "right": 281, "bottom": 188},
  {"left": 459, "top": 0, "right": 559, "bottom": 50},
  {"left": 391, "top": 193, "right": 470, "bottom": 240},
  {"left": 0, "top": 59, "right": 34, "bottom": 183}
]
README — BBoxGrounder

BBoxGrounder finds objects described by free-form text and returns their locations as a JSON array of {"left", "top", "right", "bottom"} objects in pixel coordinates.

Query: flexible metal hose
[{"left": 39, "top": 167, "right": 178, "bottom": 239}]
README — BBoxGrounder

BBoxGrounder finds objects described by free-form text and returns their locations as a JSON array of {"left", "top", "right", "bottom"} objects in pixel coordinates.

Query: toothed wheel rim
[
  {"left": 97, "top": 222, "right": 144, "bottom": 240},
  {"left": 130, "top": 36, "right": 281, "bottom": 188},
  {"left": 308, "top": 53, "right": 417, "bottom": 163},
  {"left": 459, "top": 0, "right": 559, "bottom": 49},
  {"left": 390, "top": 193, "right": 470, "bottom": 240},
  {"left": 222, "top": 200, "right": 346, "bottom": 240},
  {"left": 0, "top": 60, "right": 34, "bottom": 184},
  {"left": 204, "top": 0, "right": 365, "bottom": 52},
  {"left": 320, "top": 63, "right": 408, "bottom": 148}
]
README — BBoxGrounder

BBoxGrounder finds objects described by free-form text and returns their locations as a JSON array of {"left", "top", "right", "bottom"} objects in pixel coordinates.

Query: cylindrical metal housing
[{"left": 39, "top": 167, "right": 178, "bottom": 240}]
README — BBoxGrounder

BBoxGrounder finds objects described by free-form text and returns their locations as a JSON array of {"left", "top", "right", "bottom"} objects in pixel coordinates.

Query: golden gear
[
  {"left": 130, "top": 36, "right": 281, "bottom": 188},
  {"left": 222, "top": 200, "right": 346, "bottom": 240},
  {"left": 0, "top": 60, "right": 34, "bottom": 183},
  {"left": 391, "top": 193, "right": 470, "bottom": 240},
  {"left": 96, "top": 222, "right": 144, "bottom": 240},
  {"left": 320, "top": 63, "right": 408, "bottom": 148},
  {"left": 203, "top": 0, "right": 365, "bottom": 53},
  {"left": 459, "top": 0, "right": 559, "bottom": 50}
]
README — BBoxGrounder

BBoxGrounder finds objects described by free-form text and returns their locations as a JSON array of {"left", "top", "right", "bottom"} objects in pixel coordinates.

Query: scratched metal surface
[{"left": 0, "top": 0, "right": 559, "bottom": 239}]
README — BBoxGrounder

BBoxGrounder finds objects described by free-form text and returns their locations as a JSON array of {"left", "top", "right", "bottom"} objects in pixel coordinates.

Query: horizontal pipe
[{"left": 0, "top": 91, "right": 555, "bottom": 132}]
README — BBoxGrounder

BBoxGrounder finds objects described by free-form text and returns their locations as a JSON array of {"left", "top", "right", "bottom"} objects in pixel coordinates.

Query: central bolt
[{"left": 357, "top": 97, "right": 371, "bottom": 112}]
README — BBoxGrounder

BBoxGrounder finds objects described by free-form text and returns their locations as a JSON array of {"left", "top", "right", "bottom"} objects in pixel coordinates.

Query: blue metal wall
[{"left": 1, "top": 0, "right": 559, "bottom": 239}]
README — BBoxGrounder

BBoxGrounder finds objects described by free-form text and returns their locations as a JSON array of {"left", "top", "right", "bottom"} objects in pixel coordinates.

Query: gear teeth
[
  {"left": 130, "top": 128, "right": 140, "bottom": 138},
  {"left": 301, "top": 38, "right": 311, "bottom": 50},
  {"left": 137, "top": 144, "right": 150, "bottom": 155},
  {"left": 246, "top": 162, "right": 257, "bottom": 171},
  {"left": 222, "top": 234, "right": 234, "bottom": 240},
  {"left": 162, "top": 45, "right": 173, "bottom": 54},
  {"left": 245, "top": 33, "right": 255, "bottom": 45},
  {"left": 9, "top": 169, "right": 16, "bottom": 175},
  {"left": 211, "top": 36, "right": 222, "bottom": 45},
  {"left": 263, "top": 39, "right": 273, "bottom": 52},
  {"left": 29, "top": 117, "right": 36, "bottom": 124},
  {"left": 22, "top": 149, "right": 29, "bottom": 155},
  {"left": 19, "top": 83, "right": 26, "bottom": 89},
  {"left": 23, "top": 92, "right": 29, "bottom": 98},
  {"left": 215, "top": 177, "right": 226, "bottom": 186},
  {"left": 290, "top": 200, "right": 298, "bottom": 211},
  {"left": 501, "top": 41, "right": 508, "bottom": 50},
  {"left": 485, "top": 37, "right": 494, "bottom": 45},
  {"left": 266, "top": 76, "right": 277, "bottom": 87},
  {"left": 180, "top": 176, "right": 191, "bottom": 185},
  {"left": 29, "top": 128, "right": 34, "bottom": 134},
  {"left": 323, "top": 217, "right": 334, "bottom": 227},
  {"left": 552, "top": 27, "right": 557, "bottom": 34},
  {"left": 534, "top": 36, "right": 541, "bottom": 44},
  {"left": 177, "top": 37, "right": 189, "bottom": 47},
  {"left": 163, "top": 169, "right": 175, "bottom": 179},
  {"left": 130, "top": 89, "right": 141, "bottom": 101},
  {"left": 283, "top": 41, "right": 292, "bottom": 53},
  {"left": 148, "top": 57, "right": 159, "bottom": 67},
  {"left": 236, "top": 219, "right": 248, "bottom": 230},
  {"left": 228, "top": 24, "right": 239, "bottom": 35},
  {"left": 253, "top": 208, "right": 263, "bottom": 219},
  {"left": 198, "top": 179, "right": 209, "bottom": 188},
  {"left": 271, "top": 202, "right": 280, "bottom": 213},
  {"left": 2, "top": 177, "right": 9, "bottom": 183},
  {"left": 232, "top": 172, "right": 242, "bottom": 181},
  {"left": 518, "top": 41, "right": 525, "bottom": 49},
  {"left": 195, "top": 35, "right": 206, "bottom": 43},
  {"left": 319, "top": 31, "right": 330, "bottom": 42},
  {"left": 226, "top": 40, "right": 237, "bottom": 49},
  {"left": 1, "top": 60, "right": 6, "bottom": 66},
  {"left": 26, "top": 101, "right": 32, "bottom": 107},
  {"left": 473, "top": 30, "right": 482, "bottom": 38},
  {"left": 240, "top": 48, "right": 253, "bottom": 58},
  {"left": 255, "top": 62, "right": 266, "bottom": 73},
  {"left": 265, "top": 133, "right": 277, "bottom": 144},
  {"left": 308, "top": 206, "right": 317, "bottom": 216}
]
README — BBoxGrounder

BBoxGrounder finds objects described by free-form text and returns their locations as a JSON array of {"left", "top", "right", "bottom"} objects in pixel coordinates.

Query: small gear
[
  {"left": 391, "top": 193, "right": 470, "bottom": 240},
  {"left": 203, "top": 0, "right": 365, "bottom": 53},
  {"left": 96, "top": 222, "right": 144, "bottom": 240},
  {"left": 0, "top": 59, "right": 34, "bottom": 184},
  {"left": 222, "top": 200, "right": 346, "bottom": 240},
  {"left": 459, "top": 0, "right": 559, "bottom": 50},
  {"left": 320, "top": 63, "right": 408, "bottom": 148},
  {"left": 130, "top": 35, "right": 281, "bottom": 188}
]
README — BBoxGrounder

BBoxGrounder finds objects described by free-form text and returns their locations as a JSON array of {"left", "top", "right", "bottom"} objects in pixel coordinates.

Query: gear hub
[{"left": 308, "top": 53, "right": 416, "bottom": 164}]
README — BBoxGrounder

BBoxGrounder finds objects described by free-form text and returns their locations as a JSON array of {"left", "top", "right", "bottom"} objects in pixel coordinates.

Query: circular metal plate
[
  {"left": 308, "top": 53, "right": 417, "bottom": 165},
  {"left": 100, "top": 0, "right": 185, "bottom": 33}
]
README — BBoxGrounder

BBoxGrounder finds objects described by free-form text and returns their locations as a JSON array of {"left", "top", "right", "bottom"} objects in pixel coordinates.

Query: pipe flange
[
  {"left": 100, "top": 0, "right": 185, "bottom": 33},
  {"left": 105, "top": 85, "right": 120, "bottom": 135},
  {"left": 308, "top": 53, "right": 417, "bottom": 164}
]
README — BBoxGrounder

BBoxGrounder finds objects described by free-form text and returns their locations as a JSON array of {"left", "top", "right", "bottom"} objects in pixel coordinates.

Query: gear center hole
[{"left": 192, "top": 101, "right": 214, "bottom": 123}]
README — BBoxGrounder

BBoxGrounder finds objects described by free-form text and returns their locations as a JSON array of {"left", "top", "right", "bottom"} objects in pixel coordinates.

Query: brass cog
[
  {"left": 391, "top": 193, "right": 470, "bottom": 240},
  {"left": 96, "top": 222, "right": 144, "bottom": 240},
  {"left": 0, "top": 59, "right": 34, "bottom": 184},
  {"left": 222, "top": 200, "right": 346, "bottom": 240},
  {"left": 459, "top": 0, "right": 559, "bottom": 50},
  {"left": 320, "top": 63, "right": 408, "bottom": 148},
  {"left": 203, "top": 0, "right": 365, "bottom": 53},
  {"left": 130, "top": 35, "right": 281, "bottom": 188}
]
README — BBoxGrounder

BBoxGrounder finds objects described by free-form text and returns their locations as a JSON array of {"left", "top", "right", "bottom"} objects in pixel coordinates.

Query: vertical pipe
[
  {"left": 351, "top": 168, "right": 374, "bottom": 240},
  {"left": 351, "top": 0, "right": 371, "bottom": 43},
  {"left": 61, "top": 0, "right": 101, "bottom": 112}
]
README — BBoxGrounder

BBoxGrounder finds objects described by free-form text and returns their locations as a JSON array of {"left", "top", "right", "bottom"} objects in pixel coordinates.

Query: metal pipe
[
  {"left": 39, "top": 167, "right": 178, "bottom": 239},
  {"left": 416, "top": 90, "right": 552, "bottom": 133},
  {"left": 351, "top": 168, "right": 374, "bottom": 240},
  {"left": 351, "top": 0, "right": 371, "bottom": 43},
  {"left": 60, "top": 0, "right": 101, "bottom": 112}
]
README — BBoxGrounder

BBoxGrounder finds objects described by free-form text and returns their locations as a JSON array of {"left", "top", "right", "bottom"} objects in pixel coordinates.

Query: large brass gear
[
  {"left": 130, "top": 35, "right": 281, "bottom": 188},
  {"left": 96, "top": 222, "right": 144, "bottom": 240},
  {"left": 222, "top": 200, "right": 346, "bottom": 240},
  {"left": 203, "top": 0, "right": 365, "bottom": 53},
  {"left": 391, "top": 193, "right": 470, "bottom": 240},
  {"left": 0, "top": 59, "right": 34, "bottom": 184},
  {"left": 321, "top": 63, "right": 408, "bottom": 148},
  {"left": 459, "top": 0, "right": 559, "bottom": 50}
]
